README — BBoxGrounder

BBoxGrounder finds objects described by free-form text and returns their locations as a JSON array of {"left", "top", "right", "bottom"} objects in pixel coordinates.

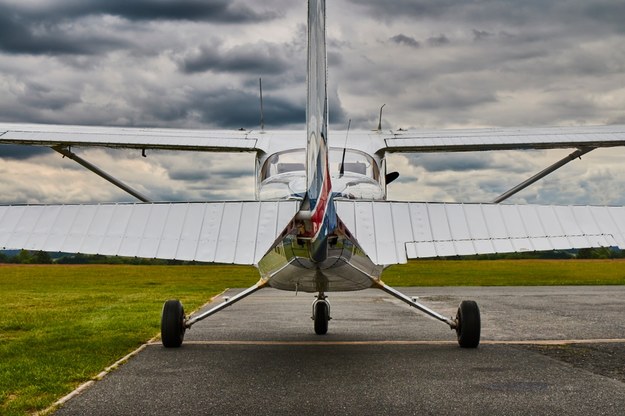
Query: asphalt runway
[{"left": 55, "top": 287, "right": 625, "bottom": 415}]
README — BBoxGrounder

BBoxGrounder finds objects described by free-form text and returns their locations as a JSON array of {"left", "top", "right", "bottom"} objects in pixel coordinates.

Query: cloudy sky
[{"left": 1, "top": 0, "right": 624, "bottom": 205}]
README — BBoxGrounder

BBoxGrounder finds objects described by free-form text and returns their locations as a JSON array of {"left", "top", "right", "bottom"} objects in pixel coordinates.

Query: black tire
[
  {"left": 456, "top": 300, "right": 480, "bottom": 348},
  {"left": 314, "top": 301, "right": 329, "bottom": 335},
  {"left": 161, "top": 299, "right": 186, "bottom": 348}
]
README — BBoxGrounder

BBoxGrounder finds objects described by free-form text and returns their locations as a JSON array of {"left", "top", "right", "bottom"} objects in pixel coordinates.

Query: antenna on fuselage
[
  {"left": 339, "top": 119, "right": 351, "bottom": 177},
  {"left": 259, "top": 77, "right": 265, "bottom": 132},
  {"left": 375, "top": 103, "right": 386, "bottom": 131}
]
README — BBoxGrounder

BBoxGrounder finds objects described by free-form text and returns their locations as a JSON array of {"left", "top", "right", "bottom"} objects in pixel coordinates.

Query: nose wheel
[{"left": 312, "top": 294, "right": 331, "bottom": 335}]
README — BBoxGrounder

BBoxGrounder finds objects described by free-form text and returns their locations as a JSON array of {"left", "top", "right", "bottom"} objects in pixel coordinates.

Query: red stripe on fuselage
[{"left": 310, "top": 164, "right": 332, "bottom": 238}]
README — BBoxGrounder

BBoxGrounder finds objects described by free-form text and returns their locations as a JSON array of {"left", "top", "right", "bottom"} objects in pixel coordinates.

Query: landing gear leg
[
  {"left": 372, "top": 280, "right": 481, "bottom": 348},
  {"left": 312, "top": 293, "right": 331, "bottom": 335},
  {"left": 161, "top": 279, "right": 268, "bottom": 348}
]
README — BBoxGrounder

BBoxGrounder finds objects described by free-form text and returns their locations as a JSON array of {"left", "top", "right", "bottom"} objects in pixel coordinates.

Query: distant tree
[
  {"left": 32, "top": 251, "right": 53, "bottom": 264},
  {"left": 14, "top": 250, "right": 33, "bottom": 264},
  {"left": 0, "top": 252, "right": 7, "bottom": 263},
  {"left": 577, "top": 247, "right": 622, "bottom": 259},
  {"left": 56, "top": 253, "right": 89, "bottom": 264}
]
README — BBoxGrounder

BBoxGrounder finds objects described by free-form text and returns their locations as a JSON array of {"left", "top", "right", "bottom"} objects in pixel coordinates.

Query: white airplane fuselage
[
  {"left": 255, "top": 0, "right": 386, "bottom": 293},
  {"left": 255, "top": 144, "right": 387, "bottom": 293}
]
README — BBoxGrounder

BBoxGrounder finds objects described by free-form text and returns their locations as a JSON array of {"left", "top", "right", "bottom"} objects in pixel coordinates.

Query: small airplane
[{"left": 2, "top": 0, "right": 625, "bottom": 348}]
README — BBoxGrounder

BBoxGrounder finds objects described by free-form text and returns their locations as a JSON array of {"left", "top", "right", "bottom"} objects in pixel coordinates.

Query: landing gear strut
[
  {"left": 161, "top": 279, "right": 268, "bottom": 348},
  {"left": 312, "top": 293, "right": 331, "bottom": 335},
  {"left": 372, "top": 280, "right": 481, "bottom": 348}
]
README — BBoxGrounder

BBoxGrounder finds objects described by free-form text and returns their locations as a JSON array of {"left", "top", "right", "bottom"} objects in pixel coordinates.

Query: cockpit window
[
  {"left": 341, "top": 162, "right": 366, "bottom": 175},
  {"left": 277, "top": 163, "right": 305, "bottom": 174},
  {"left": 261, "top": 150, "right": 305, "bottom": 180},
  {"left": 330, "top": 149, "right": 379, "bottom": 179},
  {"left": 260, "top": 149, "right": 379, "bottom": 182}
]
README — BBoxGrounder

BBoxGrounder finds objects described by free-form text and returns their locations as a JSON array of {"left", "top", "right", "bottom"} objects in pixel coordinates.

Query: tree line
[
  {"left": 1, "top": 247, "right": 624, "bottom": 265},
  {"left": 0, "top": 250, "right": 189, "bottom": 265}
]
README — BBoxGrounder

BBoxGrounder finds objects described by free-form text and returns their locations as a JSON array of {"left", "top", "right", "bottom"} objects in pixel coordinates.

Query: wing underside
[
  {"left": 381, "top": 124, "right": 625, "bottom": 153},
  {"left": 0, "top": 201, "right": 298, "bottom": 265},
  {"left": 336, "top": 201, "right": 625, "bottom": 265},
  {"left": 0, "top": 123, "right": 258, "bottom": 152}
]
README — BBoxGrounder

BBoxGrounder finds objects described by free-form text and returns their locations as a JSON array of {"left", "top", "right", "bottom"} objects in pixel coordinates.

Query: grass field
[{"left": 1, "top": 260, "right": 624, "bottom": 415}]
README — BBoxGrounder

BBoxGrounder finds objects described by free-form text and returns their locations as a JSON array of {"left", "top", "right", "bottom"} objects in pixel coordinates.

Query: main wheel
[
  {"left": 161, "top": 299, "right": 186, "bottom": 348},
  {"left": 314, "top": 301, "right": 329, "bottom": 335},
  {"left": 456, "top": 300, "right": 480, "bottom": 348}
]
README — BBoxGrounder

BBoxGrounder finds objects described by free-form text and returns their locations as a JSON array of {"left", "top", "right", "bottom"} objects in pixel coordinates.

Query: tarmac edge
[{"left": 36, "top": 289, "right": 228, "bottom": 416}]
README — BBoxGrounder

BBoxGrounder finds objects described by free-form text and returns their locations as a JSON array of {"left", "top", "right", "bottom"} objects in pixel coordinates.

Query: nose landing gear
[{"left": 312, "top": 293, "right": 331, "bottom": 335}]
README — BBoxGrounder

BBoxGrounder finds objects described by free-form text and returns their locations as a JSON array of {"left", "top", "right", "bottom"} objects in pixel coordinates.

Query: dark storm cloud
[
  {"left": 389, "top": 34, "right": 420, "bottom": 48},
  {"left": 0, "top": 0, "right": 279, "bottom": 55},
  {"left": 0, "top": 145, "right": 51, "bottom": 160},
  {"left": 101, "top": 0, "right": 275, "bottom": 22},
  {"left": 427, "top": 34, "right": 450, "bottom": 46},
  {"left": 168, "top": 167, "right": 251, "bottom": 181},
  {"left": 17, "top": 82, "right": 80, "bottom": 111},
  {"left": 348, "top": 0, "right": 460, "bottom": 20},
  {"left": 584, "top": 2, "right": 625, "bottom": 33},
  {"left": 0, "top": 0, "right": 277, "bottom": 23},
  {"left": 189, "top": 89, "right": 305, "bottom": 128},
  {"left": 472, "top": 29, "right": 494, "bottom": 41},
  {"left": 180, "top": 43, "right": 291, "bottom": 75},
  {"left": 0, "top": 12, "right": 129, "bottom": 55},
  {"left": 406, "top": 151, "right": 538, "bottom": 176},
  {"left": 128, "top": 85, "right": 310, "bottom": 128},
  {"left": 348, "top": 0, "right": 625, "bottom": 31},
  {"left": 408, "top": 153, "right": 494, "bottom": 172}
]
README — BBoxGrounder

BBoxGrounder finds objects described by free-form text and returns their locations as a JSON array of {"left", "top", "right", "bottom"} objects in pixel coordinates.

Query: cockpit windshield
[
  {"left": 260, "top": 149, "right": 379, "bottom": 181},
  {"left": 258, "top": 148, "right": 385, "bottom": 200}
]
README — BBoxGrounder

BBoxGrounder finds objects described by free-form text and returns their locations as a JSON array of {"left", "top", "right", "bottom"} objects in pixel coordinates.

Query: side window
[
  {"left": 260, "top": 150, "right": 306, "bottom": 181},
  {"left": 343, "top": 162, "right": 367, "bottom": 175},
  {"left": 277, "top": 163, "right": 305, "bottom": 174}
]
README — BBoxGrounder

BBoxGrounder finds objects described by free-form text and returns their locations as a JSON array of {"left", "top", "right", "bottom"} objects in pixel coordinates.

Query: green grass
[
  {"left": 383, "top": 259, "right": 625, "bottom": 286},
  {"left": 1, "top": 260, "right": 624, "bottom": 415},
  {"left": 0, "top": 264, "right": 258, "bottom": 416}
]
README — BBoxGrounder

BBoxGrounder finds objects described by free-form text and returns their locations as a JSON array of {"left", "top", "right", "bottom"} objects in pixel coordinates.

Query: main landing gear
[
  {"left": 161, "top": 300, "right": 186, "bottom": 348},
  {"left": 372, "top": 281, "right": 481, "bottom": 348},
  {"left": 161, "top": 280, "right": 268, "bottom": 348},
  {"left": 160, "top": 279, "right": 480, "bottom": 348},
  {"left": 312, "top": 293, "right": 331, "bottom": 335},
  {"left": 455, "top": 300, "right": 481, "bottom": 348}
]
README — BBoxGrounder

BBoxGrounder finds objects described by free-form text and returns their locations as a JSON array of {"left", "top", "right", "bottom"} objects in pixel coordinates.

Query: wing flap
[
  {"left": 336, "top": 201, "right": 625, "bottom": 265},
  {"left": 0, "top": 201, "right": 299, "bottom": 265}
]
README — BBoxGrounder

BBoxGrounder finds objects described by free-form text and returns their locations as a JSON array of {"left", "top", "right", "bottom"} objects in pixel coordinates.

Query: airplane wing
[
  {"left": 367, "top": 124, "right": 625, "bottom": 154},
  {"left": 4, "top": 122, "right": 625, "bottom": 154},
  {"left": 0, "top": 201, "right": 298, "bottom": 265},
  {"left": 0, "top": 122, "right": 258, "bottom": 152},
  {"left": 336, "top": 201, "right": 625, "bottom": 265}
]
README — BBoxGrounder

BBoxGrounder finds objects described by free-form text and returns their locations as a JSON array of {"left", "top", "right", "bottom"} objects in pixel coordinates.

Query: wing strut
[
  {"left": 53, "top": 146, "right": 152, "bottom": 202},
  {"left": 492, "top": 147, "right": 595, "bottom": 203}
]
